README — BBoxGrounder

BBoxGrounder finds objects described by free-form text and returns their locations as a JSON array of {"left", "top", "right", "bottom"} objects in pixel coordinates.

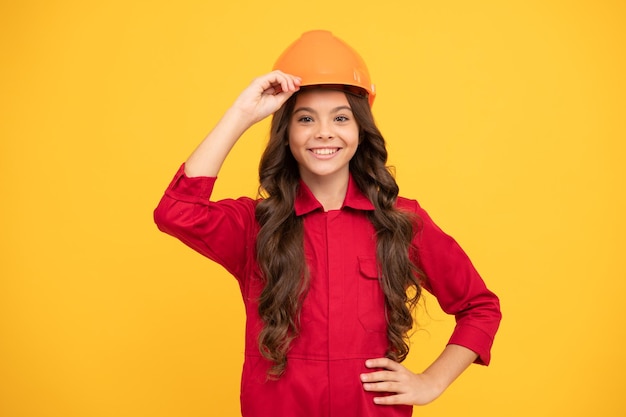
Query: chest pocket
[{"left": 357, "top": 256, "right": 387, "bottom": 333}]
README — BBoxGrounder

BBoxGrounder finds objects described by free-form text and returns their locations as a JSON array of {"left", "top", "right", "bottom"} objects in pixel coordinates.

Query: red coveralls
[{"left": 154, "top": 165, "right": 501, "bottom": 417}]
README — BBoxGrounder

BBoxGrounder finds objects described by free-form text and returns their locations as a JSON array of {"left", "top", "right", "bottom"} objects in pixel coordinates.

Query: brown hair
[{"left": 255, "top": 89, "right": 424, "bottom": 378}]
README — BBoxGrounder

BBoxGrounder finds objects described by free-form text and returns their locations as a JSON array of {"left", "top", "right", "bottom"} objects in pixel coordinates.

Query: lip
[{"left": 307, "top": 147, "right": 341, "bottom": 159}]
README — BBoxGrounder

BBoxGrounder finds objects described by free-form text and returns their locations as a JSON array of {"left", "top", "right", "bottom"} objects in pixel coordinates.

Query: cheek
[
  {"left": 347, "top": 128, "right": 361, "bottom": 148},
  {"left": 287, "top": 126, "right": 306, "bottom": 146}
]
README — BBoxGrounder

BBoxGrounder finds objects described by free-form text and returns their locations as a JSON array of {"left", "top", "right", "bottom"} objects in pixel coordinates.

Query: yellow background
[{"left": 1, "top": 1, "right": 624, "bottom": 416}]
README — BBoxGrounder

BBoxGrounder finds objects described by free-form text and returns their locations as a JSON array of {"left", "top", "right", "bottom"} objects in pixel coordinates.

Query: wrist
[
  {"left": 420, "top": 369, "right": 448, "bottom": 398},
  {"left": 223, "top": 105, "right": 257, "bottom": 132}
]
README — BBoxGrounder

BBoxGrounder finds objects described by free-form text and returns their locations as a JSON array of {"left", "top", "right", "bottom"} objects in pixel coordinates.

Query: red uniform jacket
[{"left": 154, "top": 165, "right": 501, "bottom": 417}]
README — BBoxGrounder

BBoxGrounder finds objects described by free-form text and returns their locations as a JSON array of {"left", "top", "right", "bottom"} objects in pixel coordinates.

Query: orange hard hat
[{"left": 273, "top": 30, "right": 376, "bottom": 106}]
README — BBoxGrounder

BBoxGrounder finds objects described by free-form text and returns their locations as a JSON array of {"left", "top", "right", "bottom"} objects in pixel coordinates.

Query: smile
[{"left": 310, "top": 148, "right": 340, "bottom": 155}]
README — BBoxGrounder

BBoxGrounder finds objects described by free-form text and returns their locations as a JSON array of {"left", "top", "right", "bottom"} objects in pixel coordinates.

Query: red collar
[{"left": 294, "top": 174, "right": 375, "bottom": 216}]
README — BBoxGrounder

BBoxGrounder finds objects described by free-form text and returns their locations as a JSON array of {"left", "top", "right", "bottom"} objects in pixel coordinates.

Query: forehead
[{"left": 294, "top": 88, "right": 350, "bottom": 109}]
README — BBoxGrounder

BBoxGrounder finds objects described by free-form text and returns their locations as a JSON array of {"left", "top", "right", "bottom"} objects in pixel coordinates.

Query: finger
[
  {"left": 280, "top": 75, "right": 301, "bottom": 94},
  {"left": 269, "top": 70, "right": 300, "bottom": 90},
  {"left": 256, "top": 71, "right": 287, "bottom": 93},
  {"left": 365, "top": 357, "right": 403, "bottom": 371},
  {"left": 264, "top": 78, "right": 297, "bottom": 97},
  {"left": 262, "top": 79, "right": 294, "bottom": 96},
  {"left": 267, "top": 85, "right": 298, "bottom": 109},
  {"left": 372, "top": 394, "right": 408, "bottom": 406},
  {"left": 362, "top": 380, "right": 402, "bottom": 393},
  {"left": 360, "top": 370, "right": 398, "bottom": 383},
  {"left": 262, "top": 86, "right": 279, "bottom": 95}
]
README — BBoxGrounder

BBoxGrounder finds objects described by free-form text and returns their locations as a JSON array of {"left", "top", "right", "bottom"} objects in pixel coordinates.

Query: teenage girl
[{"left": 154, "top": 30, "right": 501, "bottom": 417}]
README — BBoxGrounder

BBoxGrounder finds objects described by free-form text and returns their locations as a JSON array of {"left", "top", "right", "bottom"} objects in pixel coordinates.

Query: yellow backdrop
[{"left": 1, "top": 1, "right": 624, "bottom": 416}]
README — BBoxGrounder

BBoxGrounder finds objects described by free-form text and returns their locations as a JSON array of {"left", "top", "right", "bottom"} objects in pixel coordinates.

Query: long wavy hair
[{"left": 255, "top": 87, "right": 425, "bottom": 378}]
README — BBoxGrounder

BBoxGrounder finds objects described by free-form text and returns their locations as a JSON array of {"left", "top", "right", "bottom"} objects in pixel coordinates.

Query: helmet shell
[{"left": 273, "top": 30, "right": 376, "bottom": 106}]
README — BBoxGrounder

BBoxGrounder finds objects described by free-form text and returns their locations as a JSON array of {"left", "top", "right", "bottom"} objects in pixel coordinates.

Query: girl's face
[{"left": 288, "top": 89, "right": 360, "bottom": 185}]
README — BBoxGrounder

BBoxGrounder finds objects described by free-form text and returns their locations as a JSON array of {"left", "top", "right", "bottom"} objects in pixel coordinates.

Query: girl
[{"left": 154, "top": 30, "right": 501, "bottom": 417}]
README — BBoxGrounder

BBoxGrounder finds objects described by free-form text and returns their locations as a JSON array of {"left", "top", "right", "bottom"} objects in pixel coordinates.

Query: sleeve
[
  {"left": 153, "top": 163, "right": 258, "bottom": 282},
  {"left": 411, "top": 201, "right": 502, "bottom": 366}
]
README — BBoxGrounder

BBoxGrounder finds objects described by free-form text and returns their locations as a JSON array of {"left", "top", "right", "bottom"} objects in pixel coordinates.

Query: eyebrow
[{"left": 293, "top": 105, "right": 353, "bottom": 114}]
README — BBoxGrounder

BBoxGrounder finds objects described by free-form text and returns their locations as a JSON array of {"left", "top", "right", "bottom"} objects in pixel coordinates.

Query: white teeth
[{"left": 311, "top": 148, "right": 338, "bottom": 155}]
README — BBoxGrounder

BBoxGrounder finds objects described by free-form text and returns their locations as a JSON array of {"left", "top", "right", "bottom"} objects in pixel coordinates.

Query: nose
[{"left": 315, "top": 121, "right": 334, "bottom": 140}]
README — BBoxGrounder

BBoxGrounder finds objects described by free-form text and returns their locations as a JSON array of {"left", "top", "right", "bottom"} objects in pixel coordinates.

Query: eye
[
  {"left": 334, "top": 115, "right": 349, "bottom": 122},
  {"left": 297, "top": 115, "right": 314, "bottom": 123}
]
